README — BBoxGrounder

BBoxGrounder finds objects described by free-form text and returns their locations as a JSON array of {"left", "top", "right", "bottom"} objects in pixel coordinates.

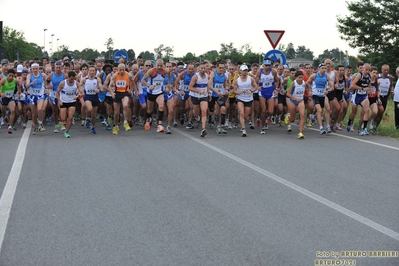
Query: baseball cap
[
  {"left": 17, "top": 64, "right": 23, "bottom": 73},
  {"left": 0, "top": 59, "right": 9, "bottom": 65},
  {"left": 63, "top": 56, "right": 69, "bottom": 61},
  {"left": 263, "top": 60, "right": 272, "bottom": 66},
  {"left": 22, "top": 69, "right": 29, "bottom": 74},
  {"left": 240, "top": 65, "right": 249, "bottom": 71}
]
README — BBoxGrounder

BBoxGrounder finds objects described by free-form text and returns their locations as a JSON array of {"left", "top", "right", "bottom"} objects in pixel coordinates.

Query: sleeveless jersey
[
  {"left": 236, "top": 76, "right": 253, "bottom": 102},
  {"left": 291, "top": 80, "right": 306, "bottom": 100},
  {"left": 29, "top": 73, "right": 44, "bottom": 96},
  {"left": 84, "top": 77, "right": 99, "bottom": 95},
  {"left": 212, "top": 70, "right": 227, "bottom": 97},
  {"left": 368, "top": 79, "right": 378, "bottom": 98},
  {"left": 312, "top": 72, "right": 328, "bottom": 97},
  {"left": 148, "top": 71, "right": 166, "bottom": 95},
  {"left": 60, "top": 80, "right": 78, "bottom": 103},
  {"left": 114, "top": 72, "right": 129, "bottom": 93},
  {"left": 378, "top": 74, "right": 390, "bottom": 96},
  {"left": 189, "top": 73, "right": 208, "bottom": 98},
  {"left": 259, "top": 68, "right": 275, "bottom": 90},
  {"left": 355, "top": 72, "right": 371, "bottom": 95},
  {"left": 2, "top": 78, "right": 16, "bottom": 98}
]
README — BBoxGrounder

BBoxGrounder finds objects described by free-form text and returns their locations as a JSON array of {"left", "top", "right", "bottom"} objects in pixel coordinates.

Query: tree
[
  {"left": 295, "top": 45, "right": 314, "bottom": 60},
  {"left": 1, "top": 26, "right": 42, "bottom": 61},
  {"left": 138, "top": 51, "right": 155, "bottom": 61},
  {"left": 203, "top": 50, "right": 219, "bottom": 62},
  {"left": 154, "top": 44, "right": 164, "bottom": 59},
  {"left": 127, "top": 49, "right": 136, "bottom": 61},
  {"left": 337, "top": 0, "right": 399, "bottom": 70},
  {"left": 80, "top": 48, "right": 100, "bottom": 61},
  {"left": 219, "top": 43, "right": 237, "bottom": 57},
  {"left": 283, "top": 42, "right": 296, "bottom": 59},
  {"left": 104, "top": 38, "right": 114, "bottom": 60},
  {"left": 181, "top": 52, "right": 197, "bottom": 62}
]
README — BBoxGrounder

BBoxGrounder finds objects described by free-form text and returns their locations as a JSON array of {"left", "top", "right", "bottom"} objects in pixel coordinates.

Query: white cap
[
  {"left": 17, "top": 64, "right": 23, "bottom": 73},
  {"left": 240, "top": 65, "right": 248, "bottom": 71}
]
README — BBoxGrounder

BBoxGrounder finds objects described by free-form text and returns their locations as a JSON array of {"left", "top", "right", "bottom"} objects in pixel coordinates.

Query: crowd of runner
[{"left": 1, "top": 55, "right": 399, "bottom": 138}]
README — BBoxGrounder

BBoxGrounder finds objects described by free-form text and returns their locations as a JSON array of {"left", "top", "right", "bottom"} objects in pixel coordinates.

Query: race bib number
[
  {"left": 262, "top": 81, "right": 272, "bottom": 88},
  {"left": 86, "top": 89, "right": 96, "bottom": 95},
  {"left": 380, "top": 88, "right": 388, "bottom": 96},
  {"left": 33, "top": 89, "right": 41, "bottom": 95},
  {"left": 215, "top": 83, "right": 224, "bottom": 92},
  {"left": 316, "top": 89, "right": 325, "bottom": 95},
  {"left": 153, "top": 81, "right": 162, "bottom": 89},
  {"left": 5, "top": 91, "right": 13, "bottom": 98},
  {"left": 116, "top": 80, "right": 126, "bottom": 88}
]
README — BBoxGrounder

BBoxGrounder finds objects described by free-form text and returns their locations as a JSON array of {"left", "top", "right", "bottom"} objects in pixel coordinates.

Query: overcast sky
[{"left": 0, "top": 0, "right": 358, "bottom": 59}]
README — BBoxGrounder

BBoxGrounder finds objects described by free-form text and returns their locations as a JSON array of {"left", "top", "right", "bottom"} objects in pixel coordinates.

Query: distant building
[{"left": 286, "top": 58, "right": 313, "bottom": 68}]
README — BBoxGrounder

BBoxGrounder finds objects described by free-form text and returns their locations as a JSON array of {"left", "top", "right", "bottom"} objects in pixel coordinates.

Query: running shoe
[
  {"left": 200, "top": 128, "right": 207, "bottom": 137},
  {"left": 173, "top": 120, "right": 178, "bottom": 127},
  {"left": 256, "top": 119, "right": 261, "bottom": 127},
  {"left": 363, "top": 128, "right": 369, "bottom": 135},
  {"left": 334, "top": 123, "right": 342, "bottom": 131},
  {"left": 106, "top": 124, "right": 112, "bottom": 131},
  {"left": 306, "top": 119, "right": 312, "bottom": 128},
  {"left": 241, "top": 129, "right": 247, "bottom": 137},
  {"left": 22, "top": 123, "right": 26, "bottom": 129},
  {"left": 186, "top": 122, "right": 194, "bottom": 129},
  {"left": 340, "top": 121, "right": 346, "bottom": 128},
  {"left": 107, "top": 117, "right": 112, "bottom": 126},
  {"left": 249, "top": 121, "right": 254, "bottom": 129},
  {"left": 64, "top": 131, "right": 71, "bottom": 138},
  {"left": 60, "top": 123, "right": 66, "bottom": 131},
  {"left": 180, "top": 117, "right": 185, "bottom": 125},
  {"left": 54, "top": 124, "right": 60, "bottom": 133},
  {"left": 287, "top": 125, "right": 292, "bottom": 133},
  {"left": 326, "top": 125, "right": 332, "bottom": 134},
  {"left": 166, "top": 126, "right": 171, "bottom": 134},
  {"left": 124, "top": 121, "right": 131, "bottom": 131},
  {"left": 346, "top": 124, "right": 351, "bottom": 132},
  {"left": 217, "top": 127, "right": 223, "bottom": 134},
  {"left": 233, "top": 122, "right": 238, "bottom": 129},
  {"left": 81, "top": 120, "right": 85, "bottom": 126},
  {"left": 271, "top": 116, "right": 275, "bottom": 125},
  {"left": 260, "top": 128, "right": 266, "bottom": 135},
  {"left": 220, "top": 127, "right": 227, "bottom": 134},
  {"left": 39, "top": 125, "right": 45, "bottom": 132},
  {"left": 112, "top": 126, "right": 119, "bottom": 135},
  {"left": 358, "top": 129, "right": 364, "bottom": 136},
  {"left": 144, "top": 121, "right": 151, "bottom": 131},
  {"left": 17, "top": 115, "right": 22, "bottom": 124},
  {"left": 33, "top": 126, "right": 39, "bottom": 135},
  {"left": 91, "top": 127, "right": 96, "bottom": 134},
  {"left": 320, "top": 127, "right": 326, "bottom": 135},
  {"left": 0, "top": 117, "right": 4, "bottom": 126},
  {"left": 157, "top": 124, "right": 165, "bottom": 133},
  {"left": 297, "top": 132, "right": 305, "bottom": 139},
  {"left": 7, "top": 126, "right": 12, "bottom": 134},
  {"left": 350, "top": 125, "right": 354, "bottom": 132},
  {"left": 284, "top": 115, "right": 290, "bottom": 125},
  {"left": 12, "top": 126, "right": 17, "bottom": 131}
]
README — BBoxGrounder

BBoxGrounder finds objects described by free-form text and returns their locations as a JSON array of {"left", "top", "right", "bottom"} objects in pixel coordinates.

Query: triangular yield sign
[{"left": 264, "top": 30, "right": 285, "bottom": 49}]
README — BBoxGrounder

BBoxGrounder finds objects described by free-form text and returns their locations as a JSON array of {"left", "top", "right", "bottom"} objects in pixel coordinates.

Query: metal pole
[{"left": 43, "top": 29, "right": 47, "bottom": 54}]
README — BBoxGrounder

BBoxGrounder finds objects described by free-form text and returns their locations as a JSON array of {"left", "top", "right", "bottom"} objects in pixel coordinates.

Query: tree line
[{"left": 1, "top": 0, "right": 398, "bottom": 74}]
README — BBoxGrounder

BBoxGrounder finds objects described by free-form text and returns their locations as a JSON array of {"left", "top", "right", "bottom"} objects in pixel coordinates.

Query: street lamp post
[
  {"left": 43, "top": 29, "right": 48, "bottom": 55},
  {"left": 51, "top": 34, "right": 54, "bottom": 57},
  {"left": 49, "top": 42, "right": 52, "bottom": 57},
  {"left": 57, "top": 38, "right": 60, "bottom": 59}
]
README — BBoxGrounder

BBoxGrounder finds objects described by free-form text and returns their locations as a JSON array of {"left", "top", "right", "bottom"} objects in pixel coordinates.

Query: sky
[{"left": 0, "top": 0, "right": 359, "bottom": 59}]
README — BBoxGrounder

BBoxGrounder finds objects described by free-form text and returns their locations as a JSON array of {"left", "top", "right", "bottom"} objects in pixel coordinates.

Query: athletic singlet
[
  {"left": 378, "top": 74, "right": 390, "bottom": 96},
  {"left": 60, "top": 79, "right": 77, "bottom": 103},
  {"left": 51, "top": 72, "right": 65, "bottom": 92},
  {"left": 337, "top": 76, "right": 346, "bottom": 90},
  {"left": 212, "top": 70, "right": 227, "bottom": 97},
  {"left": 138, "top": 70, "right": 149, "bottom": 94},
  {"left": 114, "top": 72, "right": 129, "bottom": 93},
  {"left": 326, "top": 70, "right": 335, "bottom": 89},
  {"left": 236, "top": 76, "right": 253, "bottom": 102},
  {"left": 1, "top": 78, "right": 16, "bottom": 98},
  {"left": 355, "top": 72, "right": 371, "bottom": 95},
  {"left": 368, "top": 79, "right": 378, "bottom": 98},
  {"left": 228, "top": 72, "right": 239, "bottom": 98},
  {"left": 291, "top": 80, "right": 306, "bottom": 100},
  {"left": 148, "top": 70, "right": 166, "bottom": 95},
  {"left": 181, "top": 70, "right": 194, "bottom": 92},
  {"left": 189, "top": 72, "right": 208, "bottom": 98},
  {"left": 84, "top": 77, "right": 99, "bottom": 95},
  {"left": 29, "top": 73, "right": 44, "bottom": 96},
  {"left": 259, "top": 68, "right": 275, "bottom": 90},
  {"left": 312, "top": 72, "right": 328, "bottom": 97}
]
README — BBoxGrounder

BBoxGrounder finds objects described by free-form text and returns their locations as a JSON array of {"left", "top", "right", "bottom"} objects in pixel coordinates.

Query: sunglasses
[{"left": 145, "top": 65, "right": 152, "bottom": 67}]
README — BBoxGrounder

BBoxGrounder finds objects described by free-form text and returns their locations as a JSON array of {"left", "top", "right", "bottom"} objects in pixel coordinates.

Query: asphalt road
[{"left": 0, "top": 121, "right": 398, "bottom": 266}]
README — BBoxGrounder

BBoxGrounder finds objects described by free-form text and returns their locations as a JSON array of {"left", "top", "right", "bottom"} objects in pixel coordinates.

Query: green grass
[{"left": 345, "top": 99, "right": 399, "bottom": 139}]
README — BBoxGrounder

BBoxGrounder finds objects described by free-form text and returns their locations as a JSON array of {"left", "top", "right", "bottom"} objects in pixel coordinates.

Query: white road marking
[
  {"left": 299, "top": 124, "right": 399, "bottom": 151},
  {"left": 176, "top": 128, "right": 399, "bottom": 242},
  {"left": 0, "top": 124, "right": 31, "bottom": 251}
]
